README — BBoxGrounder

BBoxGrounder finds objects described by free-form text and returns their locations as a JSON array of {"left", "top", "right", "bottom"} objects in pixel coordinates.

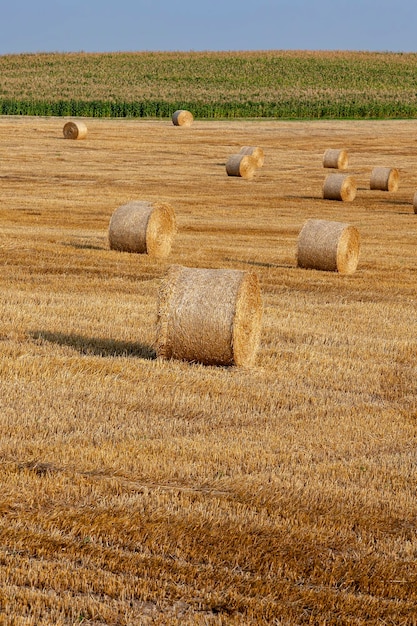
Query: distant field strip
[{"left": 1, "top": 50, "right": 417, "bottom": 118}]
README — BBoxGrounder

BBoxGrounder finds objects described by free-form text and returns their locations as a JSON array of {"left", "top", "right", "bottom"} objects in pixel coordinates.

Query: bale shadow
[
  {"left": 63, "top": 242, "right": 107, "bottom": 251},
  {"left": 284, "top": 194, "right": 319, "bottom": 200},
  {"left": 366, "top": 198, "right": 414, "bottom": 215},
  {"left": 18, "top": 460, "right": 61, "bottom": 476},
  {"left": 224, "top": 257, "right": 293, "bottom": 269},
  {"left": 380, "top": 198, "right": 414, "bottom": 207},
  {"left": 31, "top": 330, "right": 156, "bottom": 360}
]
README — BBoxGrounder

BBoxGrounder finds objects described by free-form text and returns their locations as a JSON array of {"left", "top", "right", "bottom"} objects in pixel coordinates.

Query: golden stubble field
[{"left": 0, "top": 116, "right": 416, "bottom": 625}]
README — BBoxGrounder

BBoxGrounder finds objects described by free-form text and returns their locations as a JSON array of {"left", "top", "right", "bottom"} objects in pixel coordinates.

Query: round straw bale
[
  {"left": 108, "top": 201, "right": 176, "bottom": 258},
  {"left": 323, "top": 173, "right": 357, "bottom": 202},
  {"left": 226, "top": 154, "right": 257, "bottom": 179},
  {"left": 297, "top": 219, "right": 360, "bottom": 275},
  {"left": 413, "top": 191, "right": 417, "bottom": 214},
  {"left": 156, "top": 265, "right": 263, "bottom": 367},
  {"left": 63, "top": 120, "right": 88, "bottom": 140},
  {"left": 172, "top": 110, "right": 194, "bottom": 127},
  {"left": 370, "top": 167, "right": 399, "bottom": 191},
  {"left": 323, "top": 148, "right": 348, "bottom": 170},
  {"left": 239, "top": 146, "right": 264, "bottom": 168}
]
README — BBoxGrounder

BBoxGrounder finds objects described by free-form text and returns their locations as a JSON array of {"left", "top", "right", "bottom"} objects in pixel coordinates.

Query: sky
[{"left": 0, "top": 0, "right": 416, "bottom": 55}]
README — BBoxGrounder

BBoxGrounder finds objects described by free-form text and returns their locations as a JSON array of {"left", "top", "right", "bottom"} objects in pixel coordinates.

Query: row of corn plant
[{"left": 2, "top": 97, "right": 417, "bottom": 119}]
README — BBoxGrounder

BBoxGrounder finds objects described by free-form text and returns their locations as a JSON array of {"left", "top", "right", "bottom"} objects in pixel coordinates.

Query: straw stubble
[
  {"left": 156, "top": 265, "right": 263, "bottom": 366},
  {"left": 108, "top": 201, "right": 176, "bottom": 258},
  {"left": 297, "top": 218, "right": 360, "bottom": 275}
]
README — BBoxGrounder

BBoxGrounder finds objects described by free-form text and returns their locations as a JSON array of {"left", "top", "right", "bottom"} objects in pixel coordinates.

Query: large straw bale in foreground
[
  {"left": 172, "top": 110, "right": 194, "bottom": 127},
  {"left": 156, "top": 265, "right": 263, "bottom": 366},
  {"left": 297, "top": 219, "right": 360, "bottom": 275},
  {"left": 63, "top": 120, "right": 88, "bottom": 140},
  {"left": 370, "top": 167, "right": 399, "bottom": 191},
  {"left": 226, "top": 154, "right": 257, "bottom": 179},
  {"left": 323, "top": 148, "right": 349, "bottom": 170},
  {"left": 108, "top": 201, "right": 176, "bottom": 258},
  {"left": 323, "top": 173, "right": 357, "bottom": 202},
  {"left": 239, "top": 146, "right": 264, "bottom": 168}
]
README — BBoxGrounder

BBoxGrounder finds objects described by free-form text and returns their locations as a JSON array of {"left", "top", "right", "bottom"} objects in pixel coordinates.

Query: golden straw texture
[
  {"left": 226, "top": 154, "right": 257, "bottom": 179},
  {"left": 413, "top": 191, "right": 417, "bottom": 214},
  {"left": 63, "top": 121, "right": 88, "bottom": 140},
  {"left": 156, "top": 265, "right": 263, "bottom": 366},
  {"left": 370, "top": 166, "right": 399, "bottom": 191},
  {"left": 323, "top": 173, "right": 357, "bottom": 201},
  {"left": 108, "top": 201, "right": 176, "bottom": 258},
  {"left": 322, "top": 148, "right": 348, "bottom": 170},
  {"left": 297, "top": 218, "right": 360, "bottom": 275},
  {"left": 172, "top": 110, "right": 194, "bottom": 126},
  {"left": 239, "top": 146, "right": 264, "bottom": 167}
]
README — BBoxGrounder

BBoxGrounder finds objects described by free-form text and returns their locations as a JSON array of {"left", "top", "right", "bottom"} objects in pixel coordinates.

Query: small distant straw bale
[
  {"left": 323, "top": 173, "right": 357, "bottom": 202},
  {"left": 239, "top": 146, "right": 264, "bottom": 168},
  {"left": 172, "top": 110, "right": 194, "bottom": 126},
  {"left": 297, "top": 219, "right": 360, "bottom": 275},
  {"left": 108, "top": 201, "right": 176, "bottom": 258},
  {"left": 63, "top": 120, "right": 88, "bottom": 140},
  {"left": 370, "top": 167, "right": 399, "bottom": 191},
  {"left": 323, "top": 148, "right": 349, "bottom": 170},
  {"left": 413, "top": 192, "right": 417, "bottom": 214},
  {"left": 226, "top": 154, "right": 257, "bottom": 179},
  {"left": 156, "top": 265, "right": 263, "bottom": 367}
]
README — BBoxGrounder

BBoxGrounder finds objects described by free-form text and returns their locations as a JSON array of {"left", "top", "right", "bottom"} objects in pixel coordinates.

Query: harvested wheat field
[{"left": 0, "top": 116, "right": 416, "bottom": 625}]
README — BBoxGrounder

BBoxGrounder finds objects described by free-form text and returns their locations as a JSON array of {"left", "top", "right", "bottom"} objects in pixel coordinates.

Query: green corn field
[{"left": 1, "top": 50, "right": 417, "bottom": 119}]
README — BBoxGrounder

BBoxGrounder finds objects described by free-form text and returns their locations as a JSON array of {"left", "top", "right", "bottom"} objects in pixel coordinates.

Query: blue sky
[{"left": 0, "top": 0, "right": 416, "bottom": 54}]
